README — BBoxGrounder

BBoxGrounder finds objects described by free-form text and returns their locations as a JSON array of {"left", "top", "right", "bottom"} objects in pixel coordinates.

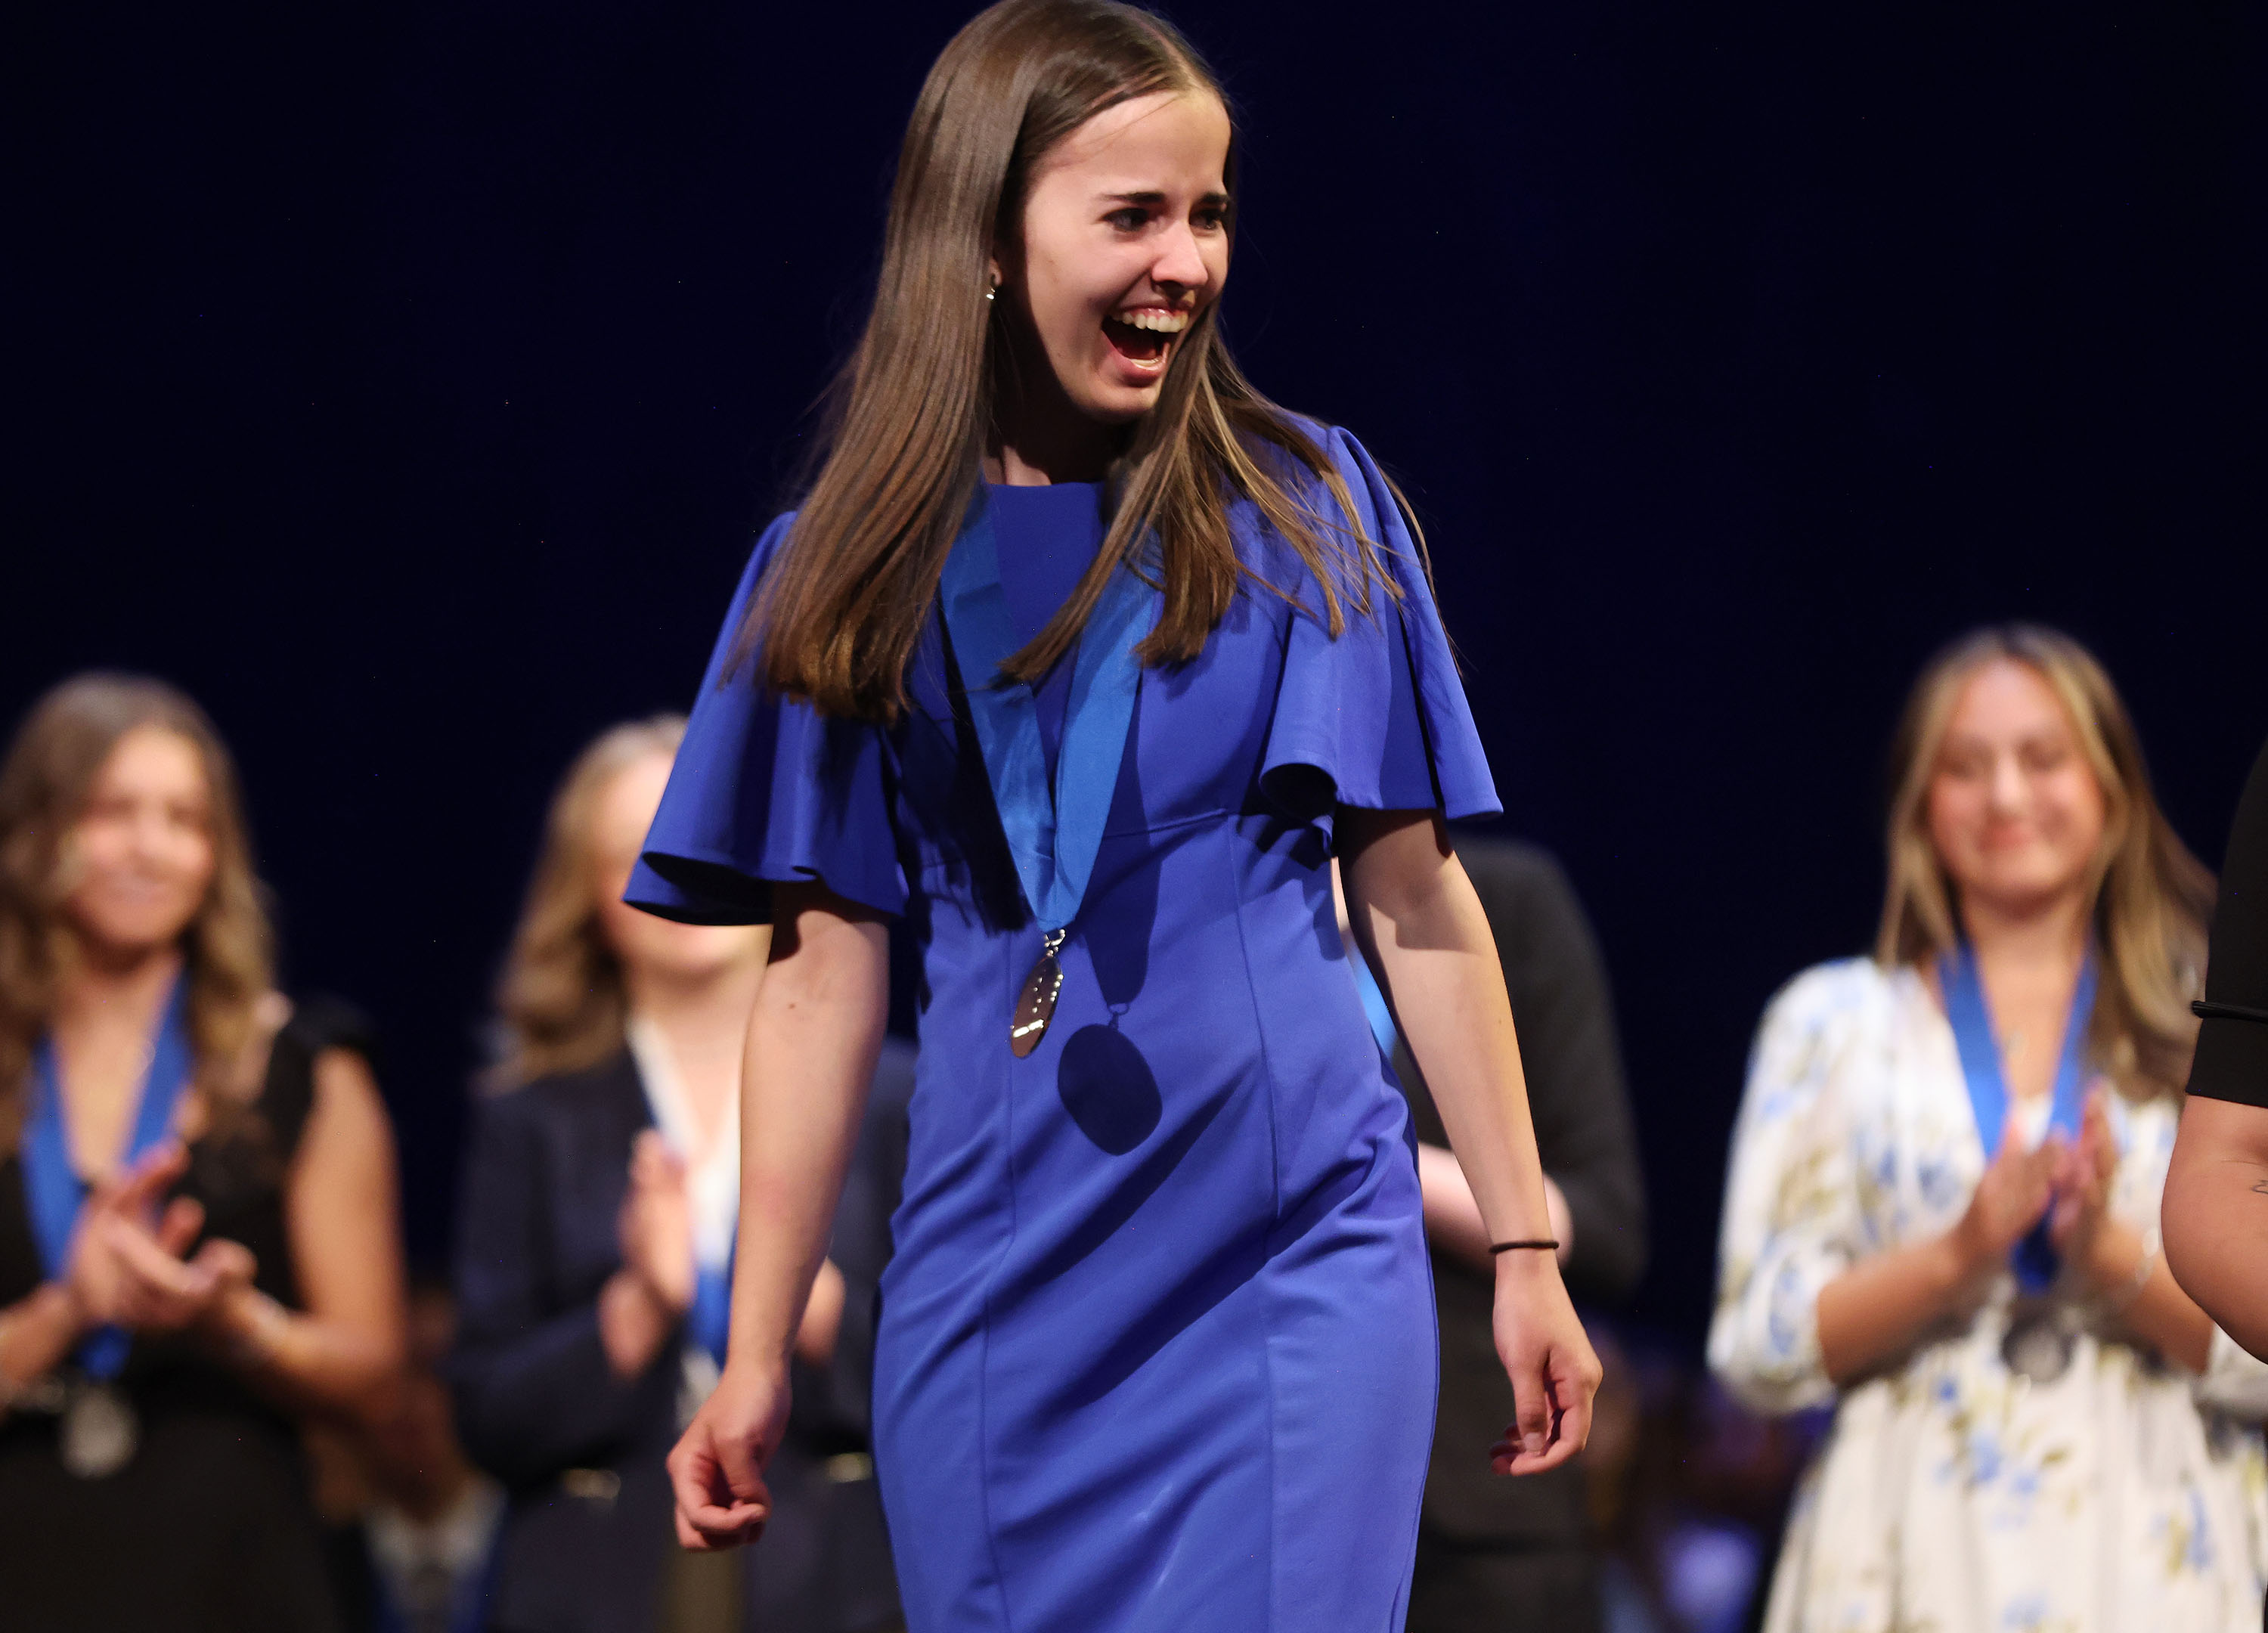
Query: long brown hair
[
  {"left": 1876, "top": 625, "right": 2214, "bottom": 1098},
  {"left": 752, "top": 0, "right": 1404, "bottom": 721},
  {"left": 491, "top": 716, "right": 686, "bottom": 1088},
  {"left": 0, "top": 674, "right": 274, "bottom": 1151}
]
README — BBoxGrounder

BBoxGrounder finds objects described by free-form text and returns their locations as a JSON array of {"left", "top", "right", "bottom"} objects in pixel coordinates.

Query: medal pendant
[
  {"left": 2000, "top": 1309, "right": 2076, "bottom": 1386},
  {"left": 1011, "top": 930, "right": 1067, "bottom": 1058},
  {"left": 60, "top": 1380, "right": 138, "bottom": 1480}
]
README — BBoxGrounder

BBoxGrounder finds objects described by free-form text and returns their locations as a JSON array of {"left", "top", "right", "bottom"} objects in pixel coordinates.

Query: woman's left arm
[
  {"left": 2092, "top": 1218, "right": 2213, "bottom": 1375},
  {"left": 1338, "top": 807, "right": 1600, "bottom": 1475},
  {"left": 2051, "top": 1095, "right": 2212, "bottom": 1375},
  {"left": 204, "top": 1048, "right": 409, "bottom": 1422}
]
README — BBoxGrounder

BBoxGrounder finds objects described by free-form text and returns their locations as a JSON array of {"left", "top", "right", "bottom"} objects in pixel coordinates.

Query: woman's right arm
[
  {"left": 670, "top": 880, "right": 890, "bottom": 1550},
  {"left": 1711, "top": 968, "right": 1985, "bottom": 1410},
  {"left": 0, "top": 1284, "right": 85, "bottom": 1402}
]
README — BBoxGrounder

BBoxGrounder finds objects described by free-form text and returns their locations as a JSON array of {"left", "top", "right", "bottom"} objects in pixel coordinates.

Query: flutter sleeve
[
  {"left": 1707, "top": 964, "right": 1872, "bottom": 1416},
  {"left": 1257, "top": 426, "right": 1500, "bottom": 825},
  {"left": 627, "top": 515, "right": 907, "bottom": 924}
]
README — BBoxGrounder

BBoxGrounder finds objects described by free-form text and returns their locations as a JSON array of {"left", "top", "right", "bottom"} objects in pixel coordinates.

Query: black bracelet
[
  {"left": 1489, "top": 1239, "right": 1560, "bottom": 1253},
  {"left": 2195, "top": 999, "right": 2268, "bottom": 1026}
]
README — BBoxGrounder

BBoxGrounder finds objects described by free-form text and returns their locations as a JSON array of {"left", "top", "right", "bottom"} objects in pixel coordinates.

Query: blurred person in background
[
  {"left": 2165, "top": 736, "right": 2268, "bottom": 1363},
  {"left": 1340, "top": 837, "right": 1647, "bottom": 1632},
  {"left": 1711, "top": 627, "right": 2268, "bottom": 1632},
  {"left": 453, "top": 717, "right": 906, "bottom": 1633},
  {"left": 0, "top": 672, "right": 409, "bottom": 1631}
]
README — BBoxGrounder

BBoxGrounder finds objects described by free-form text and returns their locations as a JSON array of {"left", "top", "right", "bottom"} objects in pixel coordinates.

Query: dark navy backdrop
[{"left": 10, "top": 1, "right": 2262, "bottom": 1342}]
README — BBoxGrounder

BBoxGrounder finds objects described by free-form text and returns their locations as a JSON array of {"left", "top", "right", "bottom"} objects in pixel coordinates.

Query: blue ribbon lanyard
[
  {"left": 1350, "top": 954, "right": 1399, "bottom": 1063},
  {"left": 1938, "top": 943, "right": 2099, "bottom": 1294},
  {"left": 23, "top": 975, "right": 197, "bottom": 1376},
  {"left": 935, "top": 492, "right": 1157, "bottom": 936},
  {"left": 689, "top": 1252, "right": 733, "bottom": 1368}
]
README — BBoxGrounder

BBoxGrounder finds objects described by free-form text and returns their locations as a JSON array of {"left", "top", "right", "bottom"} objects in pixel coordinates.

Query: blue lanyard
[
  {"left": 1350, "top": 953, "right": 1399, "bottom": 1062},
  {"left": 23, "top": 975, "right": 196, "bottom": 1376},
  {"left": 688, "top": 1253, "right": 733, "bottom": 1368},
  {"left": 936, "top": 491, "right": 1158, "bottom": 935},
  {"left": 1938, "top": 943, "right": 2098, "bottom": 1294}
]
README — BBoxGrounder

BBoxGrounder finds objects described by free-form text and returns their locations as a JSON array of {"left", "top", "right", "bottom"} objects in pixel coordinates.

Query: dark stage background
[{"left": 10, "top": 1, "right": 2263, "bottom": 1346}]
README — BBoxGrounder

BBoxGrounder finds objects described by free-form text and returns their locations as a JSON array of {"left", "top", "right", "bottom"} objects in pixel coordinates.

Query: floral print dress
[{"left": 1711, "top": 959, "right": 2268, "bottom": 1633}]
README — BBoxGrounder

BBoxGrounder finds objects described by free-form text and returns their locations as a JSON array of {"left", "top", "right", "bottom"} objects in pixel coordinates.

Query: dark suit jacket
[
  {"left": 1390, "top": 838, "right": 1647, "bottom": 1547},
  {"left": 451, "top": 1039, "right": 914, "bottom": 1633}
]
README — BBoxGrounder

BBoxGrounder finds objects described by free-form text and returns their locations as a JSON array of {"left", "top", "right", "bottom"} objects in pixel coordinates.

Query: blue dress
[{"left": 630, "top": 426, "right": 1499, "bottom": 1633}]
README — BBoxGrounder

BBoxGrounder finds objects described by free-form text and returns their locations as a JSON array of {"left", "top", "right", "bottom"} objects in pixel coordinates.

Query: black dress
[
  {"left": 2189, "top": 735, "right": 2268, "bottom": 1108},
  {"left": 1387, "top": 838, "right": 1649, "bottom": 1633},
  {"left": 0, "top": 1000, "right": 363, "bottom": 1633}
]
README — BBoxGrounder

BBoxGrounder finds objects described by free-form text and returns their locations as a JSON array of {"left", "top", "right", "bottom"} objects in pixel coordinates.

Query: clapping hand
[
  {"left": 2050, "top": 1092, "right": 2140, "bottom": 1296},
  {"left": 1951, "top": 1112, "right": 2064, "bottom": 1280},
  {"left": 65, "top": 1142, "right": 256, "bottom": 1335},
  {"left": 618, "top": 1131, "right": 695, "bottom": 1318}
]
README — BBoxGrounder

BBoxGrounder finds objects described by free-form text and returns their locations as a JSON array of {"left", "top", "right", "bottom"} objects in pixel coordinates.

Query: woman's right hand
[
  {"left": 1488, "top": 1250, "right": 1601, "bottom": 1476},
  {"left": 668, "top": 1359, "right": 789, "bottom": 1550},
  {"left": 1950, "top": 1116, "right": 2062, "bottom": 1281}
]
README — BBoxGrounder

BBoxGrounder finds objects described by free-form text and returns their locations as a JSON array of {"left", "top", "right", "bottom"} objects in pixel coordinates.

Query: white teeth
[{"left": 1116, "top": 309, "right": 1190, "bottom": 333}]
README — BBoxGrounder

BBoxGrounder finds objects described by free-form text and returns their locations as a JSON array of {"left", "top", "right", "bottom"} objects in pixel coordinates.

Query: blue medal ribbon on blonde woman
[
  {"left": 1940, "top": 941, "right": 2099, "bottom": 1383},
  {"left": 21, "top": 972, "right": 196, "bottom": 1477}
]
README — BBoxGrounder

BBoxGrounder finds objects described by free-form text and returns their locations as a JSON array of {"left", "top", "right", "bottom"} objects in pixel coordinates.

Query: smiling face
[
  {"left": 996, "top": 88, "right": 1232, "bottom": 427},
  {"left": 1926, "top": 658, "right": 2111, "bottom": 919},
  {"left": 60, "top": 724, "right": 218, "bottom": 960}
]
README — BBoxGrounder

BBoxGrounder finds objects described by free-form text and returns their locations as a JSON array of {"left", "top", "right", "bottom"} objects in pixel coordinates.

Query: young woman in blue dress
[{"left": 632, "top": 3, "right": 1600, "bottom": 1626}]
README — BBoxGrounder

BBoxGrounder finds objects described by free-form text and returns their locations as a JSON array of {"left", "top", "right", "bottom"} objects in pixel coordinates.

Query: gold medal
[{"left": 1011, "top": 930, "right": 1067, "bottom": 1057}]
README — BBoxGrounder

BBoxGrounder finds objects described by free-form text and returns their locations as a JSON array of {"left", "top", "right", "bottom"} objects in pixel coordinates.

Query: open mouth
[{"left": 1102, "top": 307, "right": 1190, "bottom": 367}]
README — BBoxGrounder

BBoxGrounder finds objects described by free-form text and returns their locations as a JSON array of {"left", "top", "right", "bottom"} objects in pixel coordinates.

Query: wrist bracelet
[
  {"left": 1490, "top": 1240, "right": 1560, "bottom": 1254},
  {"left": 2105, "top": 1226, "right": 2161, "bottom": 1315}
]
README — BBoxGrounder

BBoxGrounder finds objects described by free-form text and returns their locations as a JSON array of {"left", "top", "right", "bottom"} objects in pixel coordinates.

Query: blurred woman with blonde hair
[
  {"left": 0, "top": 672, "right": 407, "bottom": 1630},
  {"left": 1710, "top": 626, "right": 2268, "bottom": 1632},
  {"left": 452, "top": 716, "right": 906, "bottom": 1633}
]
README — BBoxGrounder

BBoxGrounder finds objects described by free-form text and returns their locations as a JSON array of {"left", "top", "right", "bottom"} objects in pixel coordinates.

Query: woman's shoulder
[
  {"left": 1237, "top": 414, "right": 1374, "bottom": 516},
  {"left": 237, "top": 992, "right": 376, "bottom": 1149},
  {"left": 736, "top": 510, "right": 801, "bottom": 591},
  {"left": 1228, "top": 416, "right": 1414, "bottom": 588},
  {"left": 482, "top": 1048, "right": 642, "bottom": 1126},
  {"left": 1757, "top": 957, "right": 1913, "bottom": 1049}
]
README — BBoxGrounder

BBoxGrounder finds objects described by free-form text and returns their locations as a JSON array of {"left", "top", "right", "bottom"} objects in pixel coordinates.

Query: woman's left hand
[
  {"left": 2048, "top": 1092, "right": 2122, "bottom": 1288},
  {"left": 1489, "top": 1250, "right": 1601, "bottom": 1477},
  {"left": 100, "top": 1197, "right": 257, "bottom": 1335}
]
